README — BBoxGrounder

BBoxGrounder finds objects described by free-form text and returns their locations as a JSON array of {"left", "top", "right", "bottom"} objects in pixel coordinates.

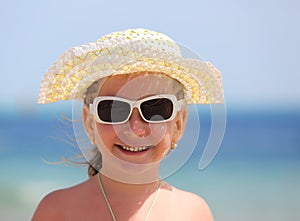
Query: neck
[
  {"left": 100, "top": 160, "right": 161, "bottom": 184},
  {"left": 97, "top": 173, "right": 161, "bottom": 199}
]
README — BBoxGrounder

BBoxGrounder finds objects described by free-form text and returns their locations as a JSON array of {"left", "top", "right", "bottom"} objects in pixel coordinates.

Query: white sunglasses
[{"left": 90, "top": 94, "right": 185, "bottom": 124}]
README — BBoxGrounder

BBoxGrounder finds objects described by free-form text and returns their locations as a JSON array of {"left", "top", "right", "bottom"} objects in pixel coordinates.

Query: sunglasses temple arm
[
  {"left": 178, "top": 100, "right": 186, "bottom": 111},
  {"left": 89, "top": 104, "right": 94, "bottom": 113}
]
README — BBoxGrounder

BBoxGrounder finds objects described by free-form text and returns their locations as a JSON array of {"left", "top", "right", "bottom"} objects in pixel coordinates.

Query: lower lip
[{"left": 115, "top": 145, "right": 152, "bottom": 156}]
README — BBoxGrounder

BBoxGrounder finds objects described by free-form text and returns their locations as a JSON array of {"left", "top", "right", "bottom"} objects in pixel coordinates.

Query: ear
[
  {"left": 172, "top": 109, "right": 187, "bottom": 144},
  {"left": 82, "top": 105, "right": 95, "bottom": 142}
]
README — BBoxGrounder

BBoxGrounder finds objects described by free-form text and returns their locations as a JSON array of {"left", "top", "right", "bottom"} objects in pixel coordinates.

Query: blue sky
[{"left": 1, "top": 0, "right": 299, "bottom": 112}]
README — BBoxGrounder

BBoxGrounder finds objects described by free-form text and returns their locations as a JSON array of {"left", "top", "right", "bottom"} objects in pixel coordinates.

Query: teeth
[{"left": 120, "top": 145, "right": 151, "bottom": 152}]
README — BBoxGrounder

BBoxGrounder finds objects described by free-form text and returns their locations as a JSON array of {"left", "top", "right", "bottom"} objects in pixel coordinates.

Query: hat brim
[{"left": 38, "top": 43, "right": 224, "bottom": 104}]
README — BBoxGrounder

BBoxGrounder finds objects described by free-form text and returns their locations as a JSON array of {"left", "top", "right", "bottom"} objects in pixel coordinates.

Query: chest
[{"left": 60, "top": 187, "right": 194, "bottom": 221}]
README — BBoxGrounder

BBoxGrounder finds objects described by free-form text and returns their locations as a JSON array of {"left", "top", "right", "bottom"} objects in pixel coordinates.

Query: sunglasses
[{"left": 90, "top": 94, "right": 185, "bottom": 124}]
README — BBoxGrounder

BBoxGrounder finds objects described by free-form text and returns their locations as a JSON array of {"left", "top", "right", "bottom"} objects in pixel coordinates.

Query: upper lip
[
  {"left": 116, "top": 144, "right": 153, "bottom": 148},
  {"left": 115, "top": 141, "right": 154, "bottom": 147}
]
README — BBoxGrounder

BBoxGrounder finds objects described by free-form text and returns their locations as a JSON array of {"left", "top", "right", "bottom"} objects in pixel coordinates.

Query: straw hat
[{"left": 38, "top": 28, "right": 224, "bottom": 104}]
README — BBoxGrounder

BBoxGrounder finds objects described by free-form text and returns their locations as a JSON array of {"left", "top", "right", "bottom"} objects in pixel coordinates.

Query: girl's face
[{"left": 83, "top": 73, "right": 186, "bottom": 180}]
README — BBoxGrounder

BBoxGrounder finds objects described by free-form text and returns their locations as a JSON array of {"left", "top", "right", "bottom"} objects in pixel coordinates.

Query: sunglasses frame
[{"left": 90, "top": 94, "right": 185, "bottom": 124}]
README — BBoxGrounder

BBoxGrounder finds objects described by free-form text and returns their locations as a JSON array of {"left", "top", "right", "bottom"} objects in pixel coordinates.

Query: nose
[{"left": 128, "top": 108, "right": 150, "bottom": 137}]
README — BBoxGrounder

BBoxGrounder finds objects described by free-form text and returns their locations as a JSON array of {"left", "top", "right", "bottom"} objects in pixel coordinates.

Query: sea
[{"left": 0, "top": 104, "right": 299, "bottom": 221}]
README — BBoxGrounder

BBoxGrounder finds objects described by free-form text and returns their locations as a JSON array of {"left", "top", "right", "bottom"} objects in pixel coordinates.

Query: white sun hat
[{"left": 38, "top": 28, "right": 224, "bottom": 105}]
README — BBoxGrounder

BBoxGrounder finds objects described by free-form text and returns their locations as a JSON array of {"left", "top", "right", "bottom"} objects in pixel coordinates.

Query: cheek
[
  {"left": 159, "top": 134, "right": 172, "bottom": 151},
  {"left": 152, "top": 124, "right": 174, "bottom": 159},
  {"left": 94, "top": 124, "right": 116, "bottom": 148},
  {"left": 149, "top": 134, "right": 172, "bottom": 163}
]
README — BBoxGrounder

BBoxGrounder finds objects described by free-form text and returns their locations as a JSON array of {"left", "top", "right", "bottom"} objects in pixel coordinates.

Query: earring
[
  {"left": 91, "top": 137, "right": 96, "bottom": 145},
  {"left": 171, "top": 142, "right": 177, "bottom": 149}
]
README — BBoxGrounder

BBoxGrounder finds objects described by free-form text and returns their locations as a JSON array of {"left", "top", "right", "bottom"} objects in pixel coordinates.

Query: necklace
[{"left": 97, "top": 173, "right": 161, "bottom": 221}]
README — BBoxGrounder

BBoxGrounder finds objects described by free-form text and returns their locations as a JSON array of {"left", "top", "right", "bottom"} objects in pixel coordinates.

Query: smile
[{"left": 116, "top": 145, "right": 153, "bottom": 152}]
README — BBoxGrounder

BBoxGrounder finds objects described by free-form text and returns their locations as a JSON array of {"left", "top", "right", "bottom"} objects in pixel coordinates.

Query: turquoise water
[{"left": 0, "top": 109, "right": 299, "bottom": 220}]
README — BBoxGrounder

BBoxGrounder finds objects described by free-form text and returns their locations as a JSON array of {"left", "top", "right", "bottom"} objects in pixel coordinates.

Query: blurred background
[{"left": 0, "top": 0, "right": 299, "bottom": 220}]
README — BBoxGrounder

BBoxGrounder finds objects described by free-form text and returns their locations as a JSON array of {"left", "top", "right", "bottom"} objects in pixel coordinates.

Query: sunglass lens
[
  {"left": 97, "top": 100, "right": 131, "bottom": 123},
  {"left": 141, "top": 98, "right": 174, "bottom": 122}
]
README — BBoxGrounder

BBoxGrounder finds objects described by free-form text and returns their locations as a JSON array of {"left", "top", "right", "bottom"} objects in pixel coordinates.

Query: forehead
[{"left": 98, "top": 73, "right": 178, "bottom": 99}]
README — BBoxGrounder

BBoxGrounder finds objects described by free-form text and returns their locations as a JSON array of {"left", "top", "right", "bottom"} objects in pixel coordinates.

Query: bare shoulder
[
  {"left": 162, "top": 183, "right": 214, "bottom": 221},
  {"left": 31, "top": 188, "right": 67, "bottom": 220},
  {"left": 31, "top": 178, "right": 94, "bottom": 221}
]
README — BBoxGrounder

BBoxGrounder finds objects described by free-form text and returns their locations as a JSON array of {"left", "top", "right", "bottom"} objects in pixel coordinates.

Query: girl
[{"left": 32, "top": 28, "right": 224, "bottom": 221}]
